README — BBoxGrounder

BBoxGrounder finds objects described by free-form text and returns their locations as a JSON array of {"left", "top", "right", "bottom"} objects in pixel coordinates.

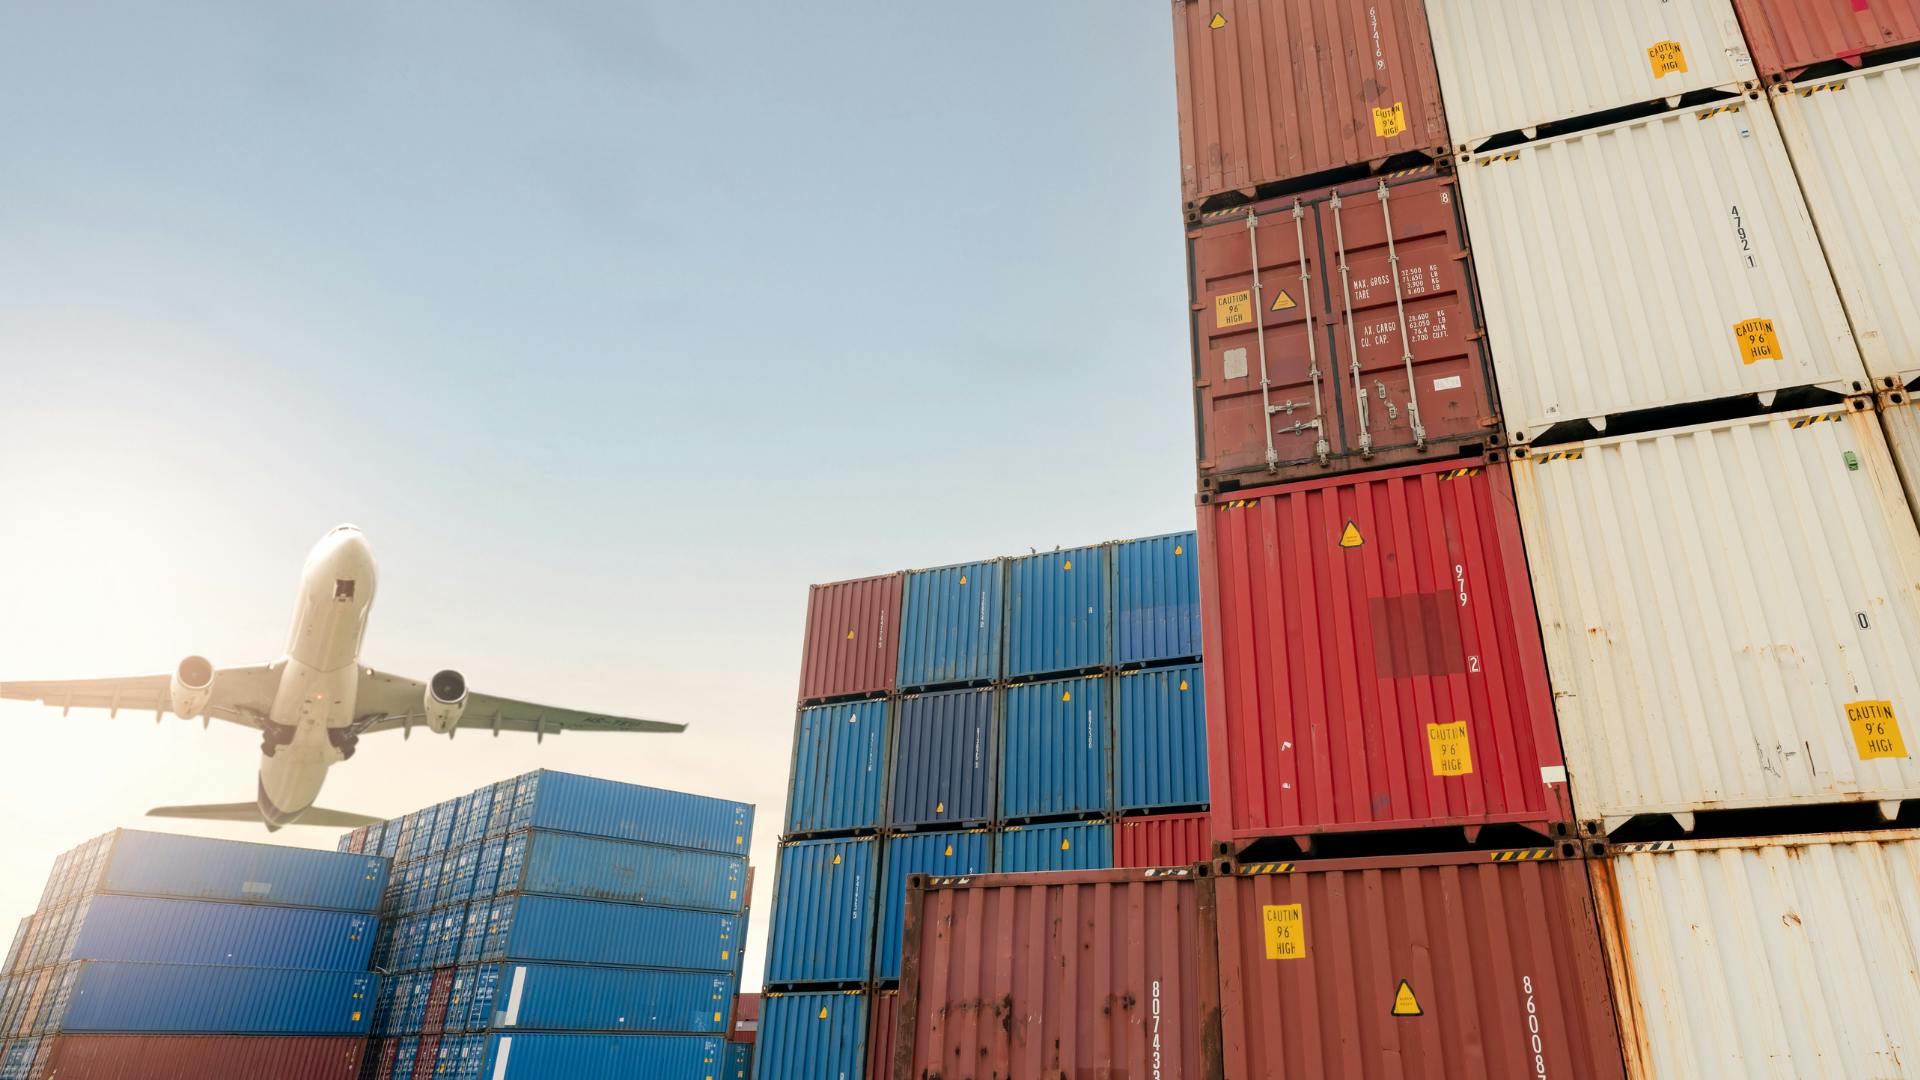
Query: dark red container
[
  {"left": 1213, "top": 850, "right": 1625, "bottom": 1079},
  {"left": 36, "top": 1035, "right": 367, "bottom": 1079},
  {"left": 1199, "top": 458, "right": 1572, "bottom": 853},
  {"left": 798, "top": 574, "right": 902, "bottom": 703},
  {"left": 420, "top": 967, "right": 453, "bottom": 1034},
  {"left": 1114, "top": 812, "right": 1212, "bottom": 868},
  {"left": 1172, "top": 0, "right": 1447, "bottom": 212},
  {"left": 730, "top": 991, "right": 759, "bottom": 1043},
  {"left": 372, "top": 1037, "right": 399, "bottom": 1080},
  {"left": 1734, "top": 0, "right": 1920, "bottom": 79},
  {"left": 866, "top": 989, "right": 896, "bottom": 1080},
  {"left": 411, "top": 1034, "right": 440, "bottom": 1080}
]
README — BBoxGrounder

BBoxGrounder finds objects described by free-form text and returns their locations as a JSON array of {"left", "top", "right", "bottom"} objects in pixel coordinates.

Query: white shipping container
[
  {"left": 1513, "top": 405, "right": 1920, "bottom": 830},
  {"left": 1774, "top": 58, "right": 1920, "bottom": 390},
  {"left": 1882, "top": 393, "right": 1920, "bottom": 521},
  {"left": 1427, "top": 0, "right": 1755, "bottom": 147},
  {"left": 1461, "top": 98, "right": 1868, "bottom": 442},
  {"left": 1594, "top": 832, "right": 1920, "bottom": 1079}
]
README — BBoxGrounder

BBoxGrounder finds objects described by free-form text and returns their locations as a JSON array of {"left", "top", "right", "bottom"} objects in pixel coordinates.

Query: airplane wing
[
  {"left": 148, "top": 802, "right": 383, "bottom": 828},
  {"left": 0, "top": 665, "right": 282, "bottom": 727},
  {"left": 351, "top": 668, "right": 685, "bottom": 738}
]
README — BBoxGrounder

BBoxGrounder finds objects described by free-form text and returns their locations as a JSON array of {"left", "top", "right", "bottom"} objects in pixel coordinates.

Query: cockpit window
[{"left": 335, "top": 579, "right": 356, "bottom": 600}]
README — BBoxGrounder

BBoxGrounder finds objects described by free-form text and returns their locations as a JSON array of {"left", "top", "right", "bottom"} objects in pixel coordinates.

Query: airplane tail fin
[{"left": 147, "top": 803, "right": 383, "bottom": 828}]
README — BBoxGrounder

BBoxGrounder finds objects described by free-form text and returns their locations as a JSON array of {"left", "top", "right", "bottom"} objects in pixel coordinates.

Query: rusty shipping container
[
  {"left": 1215, "top": 849, "right": 1625, "bottom": 1079},
  {"left": 892, "top": 866, "right": 1221, "bottom": 1080},
  {"left": 1189, "top": 171, "right": 1500, "bottom": 492},
  {"left": 1734, "top": 0, "right": 1920, "bottom": 80},
  {"left": 865, "top": 989, "right": 896, "bottom": 1080},
  {"left": 798, "top": 575, "right": 901, "bottom": 704},
  {"left": 33, "top": 1034, "right": 367, "bottom": 1079},
  {"left": 1114, "top": 812, "right": 1212, "bottom": 869},
  {"left": 1200, "top": 458, "right": 1572, "bottom": 852}
]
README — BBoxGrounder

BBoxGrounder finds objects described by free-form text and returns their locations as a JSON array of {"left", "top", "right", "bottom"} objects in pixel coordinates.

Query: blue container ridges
[
  {"left": 83, "top": 830, "right": 387, "bottom": 912},
  {"left": 514, "top": 771, "right": 753, "bottom": 856},
  {"left": 999, "top": 675, "right": 1111, "bottom": 820},
  {"left": 993, "top": 821, "right": 1114, "bottom": 873},
  {"left": 765, "top": 837, "right": 877, "bottom": 986},
  {"left": 896, "top": 560, "right": 1004, "bottom": 690},
  {"left": 471, "top": 963, "right": 733, "bottom": 1034},
  {"left": 785, "top": 701, "right": 889, "bottom": 837},
  {"left": 49, "top": 962, "right": 376, "bottom": 1035},
  {"left": 875, "top": 830, "right": 990, "bottom": 983},
  {"left": 483, "top": 895, "right": 742, "bottom": 972},
  {"left": 1116, "top": 664, "right": 1209, "bottom": 811},
  {"left": 479, "top": 1032, "right": 727, "bottom": 1079},
  {"left": 889, "top": 689, "right": 995, "bottom": 828},
  {"left": 498, "top": 829, "right": 749, "bottom": 913},
  {"left": 60, "top": 895, "right": 376, "bottom": 971},
  {"left": 758, "top": 992, "right": 867, "bottom": 1080},
  {"left": 726, "top": 1039, "right": 753, "bottom": 1079},
  {"left": 1114, "top": 531, "right": 1201, "bottom": 666},
  {"left": 1006, "top": 544, "right": 1111, "bottom": 679}
]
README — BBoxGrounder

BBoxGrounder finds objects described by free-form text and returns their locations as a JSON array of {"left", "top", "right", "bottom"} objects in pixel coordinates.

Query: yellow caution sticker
[
  {"left": 1209, "top": 12, "right": 1227, "bottom": 29},
  {"left": 1373, "top": 102, "right": 1408, "bottom": 138},
  {"left": 1648, "top": 41, "right": 1689, "bottom": 78},
  {"left": 1391, "top": 980, "right": 1423, "bottom": 1017},
  {"left": 1735, "top": 318, "right": 1783, "bottom": 364},
  {"left": 1174, "top": 544, "right": 1184, "bottom": 556},
  {"left": 958, "top": 575, "right": 968, "bottom": 586},
  {"left": 1263, "top": 903, "right": 1306, "bottom": 960},
  {"left": 352, "top": 1010, "right": 362, "bottom": 1021},
  {"left": 1179, "top": 679, "right": 1189, "bottom": 692},
  {"left": 1216, "top": 289, "right": 1254, "bottom": 329},
  {"left": 943, "top": 843, "right": 954, "bottom": 857},
  {"left": 935, "top": 801, "right": 945, "bottom": 814},
  {"left": 819, "top": 1006, "right": 830, "bottom": 1020},
  {"left": 1339, "top": 521, "right": 1365, "bottom": 549},
  {"left": 1063, "top": 559, "right": 1073, "bottom": 571},
  {"left": 832, "top": 853, "right": 842, "bottom": 865},
  {"left": 1271, "top": 289, "right": 1297, "bottom": 311},
  {"left": 1428, "top": 721, "right": 1474, "bottom": 776},
  {"left": 1061, "top": 837, "right": 1072, "bottom": 851},
  {"left": 1062, "top": 690, "right": 1072, "bottom": 703},
  {"left": 1847, "top": 700, "right": 1908, "bottom": 760}
]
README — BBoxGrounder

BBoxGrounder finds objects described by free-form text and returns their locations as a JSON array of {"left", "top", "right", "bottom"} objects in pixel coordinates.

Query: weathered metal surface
[
  {"left": 1734, "top": 0, "right": 1920, "bottom": 79},
  {"left": 1114, "top": 813, "right": 1213, "bottom": 869},
  {"left": 799, "top": 575, "right": 902, "bottom": 704}
]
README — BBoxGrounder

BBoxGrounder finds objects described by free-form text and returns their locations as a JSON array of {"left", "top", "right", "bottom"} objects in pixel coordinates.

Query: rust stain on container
[
  {"left": 798, "top": 574, "right": 902, "bottom": 704},
  {"left": 1733, "top": 0, "right": 1920, "bottom": 79}
]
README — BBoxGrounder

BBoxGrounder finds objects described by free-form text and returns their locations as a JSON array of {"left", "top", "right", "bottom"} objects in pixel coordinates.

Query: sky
[{"left": 0, "top": 3, "right": 1191, "bottom": 990}]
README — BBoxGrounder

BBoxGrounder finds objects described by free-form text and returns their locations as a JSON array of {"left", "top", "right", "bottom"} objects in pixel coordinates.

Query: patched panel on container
[{"left": 1370, "top": 591, "right": 1466, "bottom": 677}]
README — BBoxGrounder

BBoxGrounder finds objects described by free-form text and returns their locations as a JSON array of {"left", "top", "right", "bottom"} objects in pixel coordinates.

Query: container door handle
[
  {"left": 1376, "top": 181, "right": 1427, "bottom": 449},
  {"left": 1331, "top": 191, "right": 1372, "bottom": 457}
]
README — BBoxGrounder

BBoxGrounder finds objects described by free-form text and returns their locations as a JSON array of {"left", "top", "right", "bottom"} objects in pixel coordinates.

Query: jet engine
[
  {"left": 424, "top": 669, "right": 467, "bottom": 734},
  {"left": 170, "top": 655, "right": 215, "bottom": 719}
]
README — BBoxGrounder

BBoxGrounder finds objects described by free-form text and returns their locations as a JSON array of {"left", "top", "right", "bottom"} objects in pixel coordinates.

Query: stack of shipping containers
[
  {"left": 340, "top": 771, "right": 752, "bottom": 1080},
  {"left": 0, "top": 831, "right": 384, "bottom": 1079}
]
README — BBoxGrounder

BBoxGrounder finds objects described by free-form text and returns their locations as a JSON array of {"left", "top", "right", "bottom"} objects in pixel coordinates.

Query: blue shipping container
[
  {"left": 784, "top": 701, "right": 889, "bottom": 836},
  {"left": 445, "top": 965, "right": 480, "bottom": 1034},
  {"left": 896, "top": 560, "right": 1004, "bottom": 690},
  {"left": 475, "top": 837, "right": 506, "bottom": 897},
  {"left": 483, "top": 895, "right": 741, "bottom": 972},
  {"left": 503, "top": 772, "right": 752, "bottom": 857},
  {"left": 476, "top": 963, "right": 733, "bottom": 1034},
  {"left": 498, "top": 829, "right": 748, "bottom": 913},
  {"left": 999, "top": 675, "right": 1111, "bottom": 819},
  {"left": 0, "top": 1038, "right": 38, "bottom": 1080},
  {"left": 467, "top": 964, "right": 502, "bottom": 1032},
  {"left": 87, "top": 830, "right": 386, "bottom": 912},
  {"left": 876, "top": 831, "right": 990, "bottom": 982},
  {"left": 391, "top": 1036, "right": 419, "bottom": 1077},
  {"left": 1006, "top": 545, "right": 1110, "bottom": 678},
  {"left": 63, "top": 895, "right": 375, "bottom": 970},
  {"left": 889, "top": 689, "right": 996, "bottom": 828},
  {"left": 460, "top": 902, "right": 494, "bottom": 966},
  {"left": 52, "top": 962, "right": 376, "bottom": 1035},
  {"left": 993, "top": 820, "right": 1114, "bottom": 873},
  {"left": 725, "top": 1039, "right": 754, "bottom": 1079},
  {"left": 1113, "top": 532, "right": 1201, "bottom": 665},
  {"left": 764, "top": 837, "right": 877, "bottom": 986},
  {"left": 478, "top": 1033, "right": 726, "bottom": 1079},
  {"left": 758, "top": 992, "right": 867, "bottom": 1080},
  {"left": 1116, "top": 664, "right": 1209, "bottom": 811}
]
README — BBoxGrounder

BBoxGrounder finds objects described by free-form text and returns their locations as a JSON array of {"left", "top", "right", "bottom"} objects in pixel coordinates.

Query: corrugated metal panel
[
  {"left": 888, "top": 689, "right": 996, "bottom": 828},
  {"left": 61, "top": 895, "right": 374, "bottom": 971},
  {"left": 477, "top": 1033, "right": 727, "bottom": 1079},
  {"left": 757, "top": 991, "right": 867, "bottom": 1080},
  {"left": 34, "top": 1035, "right": 369, "bottom": 1080},
  {"left": 487, "top": 895, "right": 742, "bottom": 972},
  {"left": 1428, "top": 0, "right": 1756, "bottom": 146},
  {"left": 798, "top": 575, "right": 902, "bottom": 703},
  {"left": 4, "top": 919, "right": 27, "bottom": 975},
  {"left": 764, "top": 838, "right": 877, "bottom": 986},
  {"left": 476, "top": 963, "right": 732, "bottom": 1034},
  {"left": 519, "top": 771, "right": 754, "bottom": 857},
  {"left": 863, "top": 990, "right": 894, "bottom": 1080},
  {"left": 1216, "top": 852, "right": 1625, "bottom": 1078},
  {"left": 52, "top": 963, "right": 377, "bottom": 1035},
  {"left": 0, "top": 1038, "right": 39, "bottom": 1080},
  {"left": 1171, "top": 0, "right": 1447, "bottom": 210},
  {"left": 999, "top": 676, "right": 1111, "bottom": 819},
  {"left": 1200, "top": 459, "right": 1571, "bottom": 846},
  {"left": 1881, "top": 394, "right": 1920, "bottom": 517},
  {"left": 784, "top": 701, "right": 889, "bottom": 836},
  {"left": 498, "top": 829, "right": 748, "bottom": 913},
  {"left": 993, "top": 821, "right": 1114, "bottom": 873},
  {"left": 1113, "top": 813, "right": 1212, "bottom": 869},
  {"left": 896, "top": 867, "right": 1221, "bottom": 1080},
  {"left": 1006, "top": 546, "right": 1111, "bottom": 679},
  {"left": 92, "top": 831, "right": 386, "bottom": 912},
  {"left": 1114, "top": 533, "right": 1201, "bottom": 665},
  {"left": 1116, "top": 665, "right": 1209, "bottom": 811},
  {"left": 1513, "top": 406, "right": 1920, "bottom": 828},
  {"left": 1594, "top": 832, "right": 1920, "bottom": 1078},
  {"left": 725, "top": 1039, "right": 753, "bottom": 1079},
  {"left": 1461, "top": 98, "right": 1868, "bottom": 442},
  {"left": 1774, "top": 58, "right": 1920, "bottom": 389},
  {"left": 875, "top": 831, "right": 991, "bottom": 984},
  {"left": 896, "top": 561, "right": 1004, "bottom": 689},
  {"left": 1734, "top": 0, "right": 1920, "bottom": 79},
  {"left": 443, "top": 966, "right": 478, "bottom": 1034},
  {"left": 420, "top": 969, "right": 453, "bottom": 1035}
]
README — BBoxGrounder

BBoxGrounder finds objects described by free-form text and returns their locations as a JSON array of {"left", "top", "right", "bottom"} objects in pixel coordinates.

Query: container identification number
[
  {"left": 1729, "top": 205, "right": 1757, "bottom": 268},
  {"left": 1151, "top": 979, "right": 1164, "bottom": 1080},
  {"left": 1522, "top": 974, "right": 1549, "bottom": 1078}
]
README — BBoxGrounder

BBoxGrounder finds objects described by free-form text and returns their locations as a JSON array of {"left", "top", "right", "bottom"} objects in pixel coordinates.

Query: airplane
[{"left": 0, "top": 525, "right": 684, "bottom": 830}]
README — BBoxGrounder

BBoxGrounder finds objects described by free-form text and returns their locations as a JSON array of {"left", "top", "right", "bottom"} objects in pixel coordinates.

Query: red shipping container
[
  {"left": 865, "top": 989, "right": 896, "bottom": 1080},
  {"left": 1734, "top": 0, "right": 1920, "bottom": 80},
  {"left": 1172, "top": 0, "right": 1447, "bottom": 213},
  {"left": 36, "top": 1034, "right": 367, "bottom": 1079},
  {"left": 1214, "top": 849, "right": 1625, "bottom": 1079},
  {"left": 893, "top": 867, "right": 1222, "bottom": 1080},
  {"left": 411, "top": 1034, "right": 440, "bottom": 1080},
  {"left": 729, "top": 991, "right": 759, "bottom": 1043},
  {"left": 1189, "top": 171, "right": 1497, "bottom": 492},
  {"left": 373, "top": 1037, "right": 399, "bottom": 1080},
  {"left": 1114, "top": 813, "right": 1212, "bottom": 868},
  {"left": 1200, "top": 458, "right": 1572, "bottom": 854},
  {"left": 420, "top": 968, "right": 454, "bottom": 1035},
  {"left": 798, "top": 574, "right": 902, "bottom": 703}
]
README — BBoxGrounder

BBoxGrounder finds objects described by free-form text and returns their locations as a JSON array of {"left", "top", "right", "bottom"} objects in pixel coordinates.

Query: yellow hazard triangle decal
[
  {"left": 1339, "top": 521, "right": 1365, "bottom": 548},
  {"left": 1271, "top": 289, "right": 1296, "bottom": 311},
  {"left": 1061, "top": 837, "right": 1072, "bottom": 851},
  {"left": 1209, "top": 12, "right": 1227, "bottom": 29},
  {"left": 1391, "top": 980, "right": 1422, "bottom": 1017}
]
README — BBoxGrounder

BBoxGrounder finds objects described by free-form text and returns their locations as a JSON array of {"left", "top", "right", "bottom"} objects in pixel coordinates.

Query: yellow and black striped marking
[
  {"left": 1476, "top": 152, "right": 1520, "bottom": 168},
  {"left": 1612, "top": 841, "right": 1676, "bottom": 854},
  {"left": 1789, "top": 412, "right": 1844, "bottom": 429},
  {"left": 1221, "top": 498, "right": 1264, "bottom": 511},
  {"left": 1237, "top": 862, "right": 1296, "bottom": 875},
  {"left": 1490, "top": 848, "right": 1556, "bottom": 862},
  {"left": 1532, "top": 449, "right": 1584, "bottom": 464},
  {"left": 1797, "top": 82, "right": 1848, "bottom": 98},
  {"left": 1438, "top": 466, "right": 1483, "bottom": 481},
  {"left": 1696, "top": 103, "right": 1742, "bottom": 120}
]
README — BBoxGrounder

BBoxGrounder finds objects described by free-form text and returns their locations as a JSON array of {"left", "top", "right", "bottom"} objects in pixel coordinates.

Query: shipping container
[
  {"left": 784, "top": 701, "right": 889, "bottom": 836},
  {"left": 864, "top": 990, "right": 894, "bottom": 1080},
  {"left": 1171, "top": 0, "right": 1447, "bottom": 211},
  {"left": 505, "top": 771, "right": 753, "bottom": 857},
  {"left": 1116, "top": 664, "right": 1208, "bottom": 811},
  {"left": 757, "top": 992, "right": 867, "bottom": 1080},
  {"left": 894, "top": 866, "right": 1220, "bottom": 1080},
  {"left": 725, "top": 1039, "right": 753, "bottom": 1079},
  {"left": 1594, "top": 832, "right": 1920, "bottom": 1078},
  {"left": 0, "top": 1039, "right": 38, "bottom": 1080},
  {"left": 56, "top": 895, "right": 375, "bottom": 971},
  {"left": 50, "top": 963, "right": 376, "bottom": 1036},
  {"left": 1460, "top": 97, "right": 1868, "bottom": 443},
  {"left": 764, "top": 837, "right": 877, "bottom": 986},
  {"left": 999, "top": 675, "right": 1111, "bottom": 820},
  {"left": 1200, "top": 458, "right": 1572, "bottom": 850},
  {"left": 480, "top": 895, "right": 742, "bottom": 972},
  {"left": 74, "top": 830, "right": 385, "bottom": 913},
  {"left": 1114, "top": 813, "right": 1211, "bottom": 869},
  {"left": 896, "top": 560, "right": 1003, "bottom": 689},
  {"left": 1734, "top": 0, "right": 1920, "bottom": 79},
  {"left": 888, "top": 688, "right": 995, "bottom": 828},
  {"left": 798, "top": 575, "right": 901, "bottom": 703},
  {"left": 1427, "top": 0, "right": 1756, "bottom": 147},
  {"left": 470, "top": 963, "right": 732, "bottom": 1034},
  {"left": 730, "top": 991, "right": 758, "bottom": 1042},
  {"left": 390, "top": 1037, "right": 418, "bottom": 1078},
  {"left": 420, "top": 969, "right": 453, "bottom": 1034},
  {"left": 1215, "top": 850, "right": 1625, "bottom": 1078},
  {"left": 1514, "top": 405, "right": 1920, "bottom": 830},
  {"left": 1773, "top": 57, "right": 1920, "bottom": 390},
  {"left": 494, "top": 829, "right": 748, "bottom": 913},
  {"left": 1114, "top": 532, "right": 1201, "bottom": 666},
  {"left": 874, "top": 831, "right": 990, "bottom": 984},
  {"left": 1881, "top": 392, "right": 1920, "bottom": 516},
  {"left": 1006, "top": 546, "right": 1111, "bottom": 678},
  {"left": 992, "top": 821, "right": 1113, "bottom": 873}
]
